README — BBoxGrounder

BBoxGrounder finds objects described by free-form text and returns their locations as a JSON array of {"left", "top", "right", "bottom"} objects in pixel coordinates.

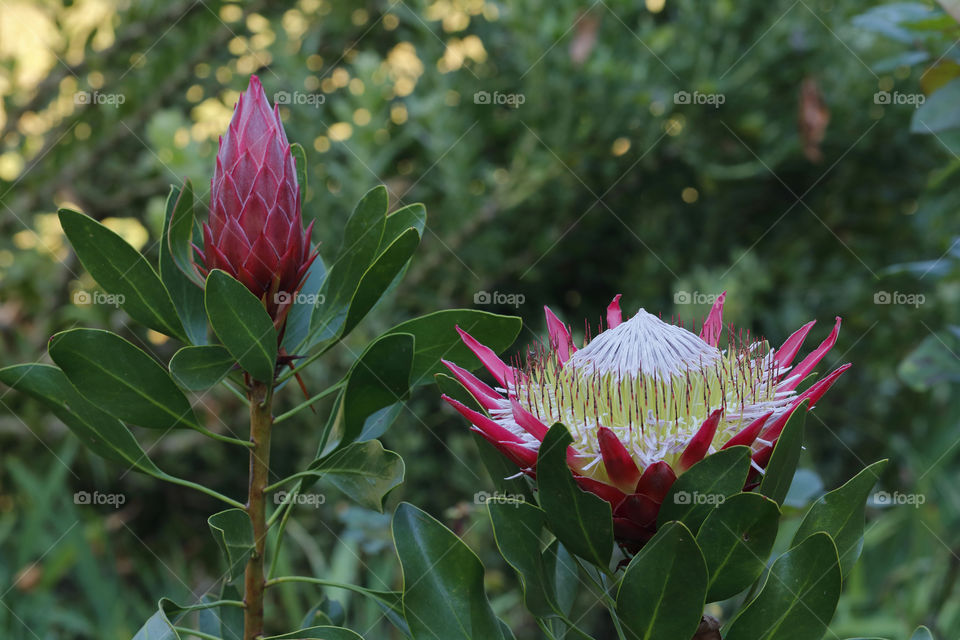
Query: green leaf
[
  {"left": 166, "top": 179, "right": 205, "bottom": 287},
  {"left": 196, "top": 594, "right": 222, "bottom": 638},
  {"left": 48, "top": 328, "right": 199, "bottom": 431},
  {"left": 219, "top": 583, "right": 244, "bottom": 640},
  {"left": 311, "top": 186, "right": 388, "bottom": 342},
  {"left": 759, "top": 403, "right": 809, "bottom": 506},
  {"left": 291, "top": 142, "right": 308, "bottom": 198},
  {"left": 725, "top": 532, "right": 841, "bottom": 640},
  {"left": 306, "top": 440, "right": 405, "bottom": 511},
  {"left": 536, "top": 423, "right": 614, "bottom": 569},
  {"left": 0, "top": 363, "right": 161, "bottom": 474},
  {"left": 487, "top": 500, "right": 558, "bottom": 618},
  {"left": 59, "top": 208, "right": 185, "bottom": 340},
  {"left": 169, "top": 345, "right": 235, "bottom": 390},
  {"left": 393, "top": 502, "right": 506, "bottom": 640},
  {"left": 792, "top": 460, "right": 888, "bottom": 577},
  {"left": 132, "top": 602, "right": 182, "bottom": 640},
  {"left": 380, "top": 203, "right": 426, "bottom": 254},
  {"left": 281, "top": 256, "right": 327, "bottom": 353},
  {"left": 658, "top": 446, "right": 751, "bottom": 531},
  {"left": 911, "top": 626, "right": 935, "bottom": 640},
  {"left": 264, "top": 628, "right": 363, "bottom": 640},
  {"left": 695, "top": 492, "right": 781, "bottom": 602},
  {"left": 616, "top": 521, "right": 708, "bottom": 640},
  {"left": 911, "top": 78, "right": 960, "bottom": 134},
  {"left": 340, "top": 227, "right": 421, "bottom": 338},
  {"left": 339, "top": 333, "right": 414, "bottom": 447},
  {"left": 208, "top": 509, "right": 255, "bottom": 583},
  {"left": 205, "top": 269, "right": 278, "bottom": 383},
  {"left": 385, "top": 310, "right": 522, "bottom": 387},
  {"left": 160, "top": 181, "right": 207, "bottom": 344}
]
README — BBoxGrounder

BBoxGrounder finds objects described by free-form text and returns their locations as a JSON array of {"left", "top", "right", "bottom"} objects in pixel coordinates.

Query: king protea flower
[
  {"left": 195, "top": 75, "right": 317, "bottom": 325},
  {"left": 442, "top": 293, "right": 849, "bottom": 551}
]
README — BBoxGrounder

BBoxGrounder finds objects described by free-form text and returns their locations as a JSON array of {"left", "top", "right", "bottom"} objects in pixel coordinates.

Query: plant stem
[{"left": 243, "top": 380, "right": 273, "bottom": 640}]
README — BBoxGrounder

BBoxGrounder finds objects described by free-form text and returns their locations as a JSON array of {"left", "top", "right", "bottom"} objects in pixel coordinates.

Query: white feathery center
[{"left": 568, "top": 308, "right": 721, "bottom": 379}]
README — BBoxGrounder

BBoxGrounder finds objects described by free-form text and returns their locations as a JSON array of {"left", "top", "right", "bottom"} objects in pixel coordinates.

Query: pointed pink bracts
[{"left": 195, "top": 76, "right": 317, "bottom": 324}]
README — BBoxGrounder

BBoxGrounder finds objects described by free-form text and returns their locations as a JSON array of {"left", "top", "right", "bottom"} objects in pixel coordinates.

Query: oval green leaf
[
  {"left": 0, "top": 363, "right": 162, "bottom": 474},
  {"left": 536, "top": 423, "right": 614, "bottom": 569},
  {"left": 658, "top": 446, "right": 751, "bottom": 532},
  {"left": 170, "top": 345, "right": 235, "bottom": 390},
  {"left": 339, "top": 333, "right": 413, "bottom": 447},
  {"left": 59, "top": 208, "right": 185, "bottom": 340},
  {"left": 759, "top": 401, "right": 809, "bottom": 506},
  {"left": 488, "top": 500, "right": 557, "bottom": 618},
  {"left": 695, "top": 492, "right": 781, "bottom": 602},
  {"left": 48, "top": 328, "right": 199, "bottom": 430},
  {"left": 725, "top": 532, "right": 842, "bottom": 640},
  {"left": 393, "top": 502, "right": 506, "bottom": 640},
  {"left": 791, "top": 459, "right": 888, "bottom": 577},
  {"left": 616, "top": 521, "right": 708, "bottom": 640},
  {"left": 208, "top": 508, "right": 255, "bottom": 583},
  {"left": 161, "top": 180, "right": 207, "bottom": 344},
  {"left": 385, "top": 309, "right": 522, "bottom": 387},
  {"left": 205, "top": 269, "right": 277, "bottom": 383},
  {"left": 306, "top": 440, "right": 405, "bottom": 512}
]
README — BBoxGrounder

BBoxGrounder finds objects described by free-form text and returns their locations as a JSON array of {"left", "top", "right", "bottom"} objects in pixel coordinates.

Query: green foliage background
[{"left": 0, "top": 0, "right": 958, "bottom": 637}]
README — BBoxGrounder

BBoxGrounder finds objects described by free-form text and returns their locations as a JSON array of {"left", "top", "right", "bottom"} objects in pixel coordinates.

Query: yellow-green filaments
[{"left": 504, "top": 310, "right": 790, "bottom": 470}]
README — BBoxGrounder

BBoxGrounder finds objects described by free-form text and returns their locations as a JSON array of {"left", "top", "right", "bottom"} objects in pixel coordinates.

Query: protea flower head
[
  {"left": 442, "top": 293, "right": 850, "bottom": 552},
  {"left": 195, "top": 75, "right": 317, "bottom": 325}
]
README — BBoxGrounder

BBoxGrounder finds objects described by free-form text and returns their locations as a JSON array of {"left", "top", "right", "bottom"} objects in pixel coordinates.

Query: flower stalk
[{"left": 244, "top": 379, "right": 273, "bottom": 640}]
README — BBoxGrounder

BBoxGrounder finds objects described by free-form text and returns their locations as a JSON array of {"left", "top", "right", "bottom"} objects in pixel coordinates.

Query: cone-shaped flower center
[{"left": 507, "top": 309, "right": 786, "bottom": 472}]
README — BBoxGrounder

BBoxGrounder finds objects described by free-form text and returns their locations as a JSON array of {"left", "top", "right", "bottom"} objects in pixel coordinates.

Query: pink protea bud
[{"left": 196, "top": 75, "right": 317, "bottom": 325}]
